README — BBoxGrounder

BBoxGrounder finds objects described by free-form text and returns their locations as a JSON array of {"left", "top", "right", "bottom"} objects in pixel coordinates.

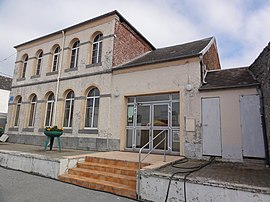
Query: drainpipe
[
  {"left": 258, "top": 86, "right": 270, "bottom": 166},
  {"left": 52, "top": 30, "right": 66, "bottom": 126}
]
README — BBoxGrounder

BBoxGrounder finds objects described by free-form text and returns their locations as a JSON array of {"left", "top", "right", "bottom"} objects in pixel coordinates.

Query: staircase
[{"left": 59, "top": 156, "right": 149, "bottom": 199}]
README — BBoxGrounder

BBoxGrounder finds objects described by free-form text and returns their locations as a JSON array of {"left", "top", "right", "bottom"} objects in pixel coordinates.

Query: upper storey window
[
  {"left": 36, "top": 51, "right": 43, "bottom": 75},
  {"left": 52, "top": 46, "right": 60, "bottom": 72},
  {"left": 22, "top": 55, "right": 28, "bottom": 78},
  {"left": 92, "top": 34, "right": 103, "bottom": 64},
  {"left": 70, "top": 40, "right": 80, "bottom": 68}
]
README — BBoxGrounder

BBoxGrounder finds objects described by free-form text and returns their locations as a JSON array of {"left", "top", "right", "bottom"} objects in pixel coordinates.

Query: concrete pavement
[{"left": 0, "top": 167, "right": 135, "bottom": 202}]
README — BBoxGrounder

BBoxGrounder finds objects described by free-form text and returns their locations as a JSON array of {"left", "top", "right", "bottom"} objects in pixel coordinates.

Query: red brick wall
[
  {"left": 112, "top": 21, "right": 153, "bottom": 67},
  {"left": 203, "top": 43, "right": 221, "bottom": 70}
]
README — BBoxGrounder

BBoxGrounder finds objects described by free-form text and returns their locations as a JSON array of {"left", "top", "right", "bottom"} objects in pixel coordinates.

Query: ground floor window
[
  {"left": 45, "top": 93, "right": 55, "bottom": 127},
  {"left": 63, "top": 91, "right": 74, "bottom": 128},
  {"left": 125, "top": 93, "right": 180, "bottom": 153}
]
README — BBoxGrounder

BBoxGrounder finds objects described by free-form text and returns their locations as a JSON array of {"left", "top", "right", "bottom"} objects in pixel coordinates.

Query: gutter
[{"left": 52, "top": 30, "right": 66, "bottom": 126}]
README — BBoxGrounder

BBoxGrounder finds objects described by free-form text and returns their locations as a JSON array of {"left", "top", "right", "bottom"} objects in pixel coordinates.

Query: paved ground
[
  {"left": 0, "top": 167, "right": 136, "bottom": 202},
  {"left": 153, "top": 158, "right": 270, "bottom": 193},
  {"left": 0, "top": 142, "right": 96, "bottom": 158}
]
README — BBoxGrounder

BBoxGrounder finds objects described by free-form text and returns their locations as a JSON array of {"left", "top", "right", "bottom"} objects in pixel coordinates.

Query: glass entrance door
[
  {"left": 125, "top": 93, "right": 180, "bottom": 154},
  {"left": 135, "top": 103, "right": 169, "bottom": 152}
]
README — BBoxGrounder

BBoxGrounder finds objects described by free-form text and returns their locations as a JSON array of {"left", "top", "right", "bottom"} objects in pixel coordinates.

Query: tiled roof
[
  {"left": 199, "top": 67, "right": 259, "bottom": 90},
  {"left": 114, "top": 37, "right": 213, "bottom": 69},
  {"left": 0, "top": 75, "right": 12, "bottom": 91}
]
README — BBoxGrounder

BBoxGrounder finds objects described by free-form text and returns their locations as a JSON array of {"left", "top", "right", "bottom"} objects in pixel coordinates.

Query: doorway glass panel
[
  {"left": 153, "top": 130, "right": 168, "bottom": 150},
  {"left": 153, "top": 104, "right": 168, "bottom": 126},
  {"left": 135, "top": 130, "right": 149, "bottom": 148},
  {"left": 126, "top": 129, "right": 133, "bottom": 148},
  {"left": 136, "top": 105, "right": 150, "bottom": 126}
]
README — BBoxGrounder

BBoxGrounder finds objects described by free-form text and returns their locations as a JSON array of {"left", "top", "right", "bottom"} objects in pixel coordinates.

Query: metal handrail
[{"left": 137, "top": 129, "right": 167, "bottom": 199}]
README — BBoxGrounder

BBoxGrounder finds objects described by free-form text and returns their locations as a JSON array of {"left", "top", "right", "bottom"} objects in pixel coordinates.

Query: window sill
[
  {"left": 78, "top": 129, "right": 98, "bottom": 134},
  {"left": 30, "top": 75, "right": 40, "bottom": 79},
  {"left": 8, "top": 127, "right": 19, "bottom": 131},
  {"left": 17, "top": 78, "right": 26, "bottom": 82},
  {"left": 65, "top": 67, "right": 78, "bottom": 73},
  {"left": 86, "top": 62, "right": 102, "bottom": 68},
  {"left": 22, "top": 128, "right": 34, "bottom": 132},
  {"left": 63, "top": 128, "right": 72, "bottom": 133},
  {"left": 46, "top": 71, "right": 58, "bottom": 76}
]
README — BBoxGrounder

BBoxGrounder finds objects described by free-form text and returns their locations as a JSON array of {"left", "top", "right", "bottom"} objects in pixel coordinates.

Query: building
[
  {"left": 6, "top": 10, "right": 267, "bottom": 163},
  {"left": 0, "top": 75, "right": 12, "bottom": 129},
  {"left": 249, "top": 42, "right": 270, "bottom": 165}
]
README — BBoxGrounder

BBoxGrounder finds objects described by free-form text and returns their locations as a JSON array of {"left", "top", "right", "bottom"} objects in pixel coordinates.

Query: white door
[
  {"left": 240, "top": 95, "right": 265, "bottom": 158},
  {"left": 202, "top": 97, "right": 222, "bottom": 156}
]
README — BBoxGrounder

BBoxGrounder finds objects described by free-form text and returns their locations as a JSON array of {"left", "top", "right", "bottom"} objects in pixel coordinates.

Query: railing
[{"left": 137, "top": 129, "right": 167, "bottom": 199}]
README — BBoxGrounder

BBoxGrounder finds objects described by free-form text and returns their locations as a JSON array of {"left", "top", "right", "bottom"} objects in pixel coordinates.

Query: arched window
[
  {"left": 45, "top": 93, "right": 55, "bottom": 127},
  {"left": 85, "top": 88, "right": 100, "bottom": 128},
  {"left": 14, "top": 97, "right": 22, "bottom": 127},
  {"left": 22, "top": 56, "right": 28, "bottom": 78},
  {"left": 70, "top": 40, "right": 80, "bottom": 68},
  {"left": 92, "top": 34, "right": 103, "bottom": 64},
  {"left": 52, "top": 46, "right": 60, "bottom": 72},
  {"left": 28, "top": 95, "right": 37, "bottom": 127},
  {"left": 63, "top": 91, "right": 74, "bottom": 128},
  {"left": 36, "top": 51, "right": 43, "bottom": 75}
]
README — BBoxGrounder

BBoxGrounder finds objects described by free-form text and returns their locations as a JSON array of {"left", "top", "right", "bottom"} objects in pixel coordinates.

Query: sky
[{"left": 0, "top": 0, "right": 270, "bottom": 77}]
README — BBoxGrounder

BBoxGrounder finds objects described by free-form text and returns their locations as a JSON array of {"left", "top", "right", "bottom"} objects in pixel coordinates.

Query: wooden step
[
  {"left": 68, "top": 167, "right": 136, "bottom": 189},
  {"left": 59, "top": 173, "right": 136, "bottom": 199},
  {"left": 77, "top": 161, "right": 138, "bottom": 176}
]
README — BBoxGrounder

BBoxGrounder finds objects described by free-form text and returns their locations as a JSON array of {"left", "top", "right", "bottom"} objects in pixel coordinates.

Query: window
[
  {"left": 85, "top": 88, "right": 100, "bottom": 128},
  {"left": 52, "top": 46, "right": 60, "bottom": 72},
  {"left": 45, "top": 93, "right": 54, "bottom": 127},
  {"left": 63, "top": 91, "right": 74, "bottom": 128},
  {"left": 36, "top": 51, "right": 43, "bottom": 75},
  {"left": 22, "top": 56, "right": 28, "bottom": 78},
  {"left": 92, "top": 34, "right": 103, "bottom": 64},
  {"left": 70, "top": 40, "right": 80, "bottom": 68},
  {"left": 14, "top": 97, "right": 22, "bottom": 127},
  {"left": 28, "top": 95, "right": 37, "bottom": 127}
]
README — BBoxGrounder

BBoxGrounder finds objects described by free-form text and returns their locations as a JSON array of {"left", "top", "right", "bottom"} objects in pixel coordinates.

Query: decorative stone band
[{"left": 12, "top": 69, "right": 112, "bottom": 89}]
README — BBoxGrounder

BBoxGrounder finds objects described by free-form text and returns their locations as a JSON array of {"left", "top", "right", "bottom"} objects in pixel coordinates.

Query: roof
[
  {"left": 114, "top": 37, "right": 214, "bottom": 70},
  {"left": 0, "top": 75, "right": 12, "bottom": 91},
  {"left": 199, "top": 67, "right": 259, "bottom": 91},
  {"left": 14, "top": 10, "right": 155, "bottom": 50}
]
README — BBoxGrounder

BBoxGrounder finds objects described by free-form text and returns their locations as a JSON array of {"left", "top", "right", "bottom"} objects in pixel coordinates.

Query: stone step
[
  {"left": 77, "top": 161, "right": 138, "bottom": 177},
  {"left": 68, "top": 167, "right": 136, "bottom": 189},
  {"left": 59, "top": 173, "right": 136, "bottom": 199}
]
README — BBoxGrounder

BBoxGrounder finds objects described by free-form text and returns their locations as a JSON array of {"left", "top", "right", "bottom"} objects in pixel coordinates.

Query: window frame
[
  {"left": 36, "top": 51, "right": 43, "bottom": 75},
  {"left": 85, "top": 88, "right": 100, "bottom": 129},
  {"left": 28, "top": 95, "right": 37, "bottom": 127},
  {"left": 22, "top": 56, "right": 28, "bottom": 78},
  {"left": 63, "top": 91, "right": 75, "bottom": 128},
  {"left": 70, "top": 40, "right": 80, "bottom": 69},
  {"left": 14, "top": 97, "right": 22, "bottom": 127},
  {"left": 44, "top": 93, "right": 55, "bottom": 127},
  {"left": 52, "top": 46, "right": 60, "bottom": 72},
  {"left": 92, "top": 34, "right": 103, "bottom": 64}
]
